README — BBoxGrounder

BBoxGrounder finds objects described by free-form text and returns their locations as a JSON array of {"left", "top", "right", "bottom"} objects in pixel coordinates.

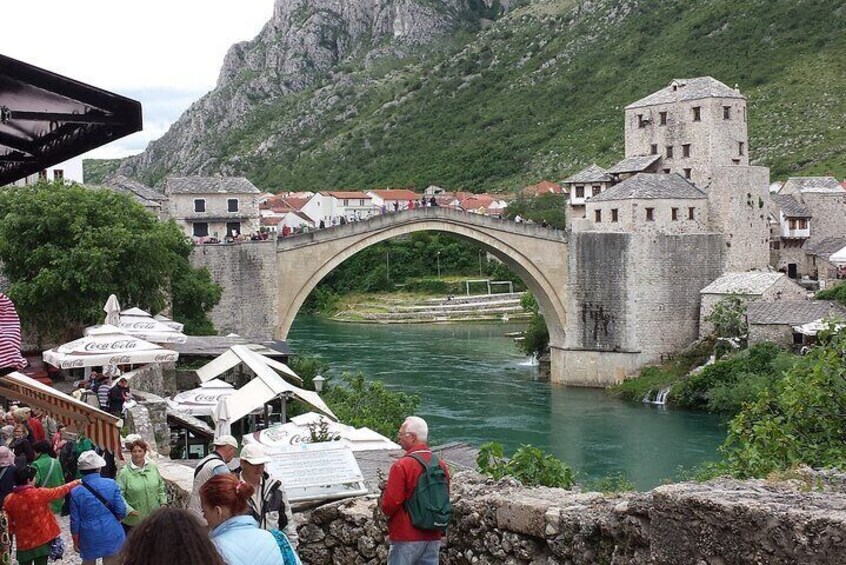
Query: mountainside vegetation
[{"left": 107, "top": 0, "right": 846, "bottom": 192}]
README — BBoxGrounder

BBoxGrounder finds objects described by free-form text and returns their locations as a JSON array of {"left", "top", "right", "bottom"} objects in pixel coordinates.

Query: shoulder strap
[
  {"left": 81, "top": 482, "right": 122, "bottom": 522},
  {"left": 193, "top": 453, "right": 223, "bottom": 478},
  {"left": 407, "top": 452, "right": 438, "bottom": 469},
  {"left": 46, "top": 458, "right": 57, "bottom": 482}
]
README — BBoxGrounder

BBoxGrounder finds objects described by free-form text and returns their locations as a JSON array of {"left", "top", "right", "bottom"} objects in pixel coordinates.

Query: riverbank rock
[{"left": 296, "top": 470, "right": 846, "bottom": 564}]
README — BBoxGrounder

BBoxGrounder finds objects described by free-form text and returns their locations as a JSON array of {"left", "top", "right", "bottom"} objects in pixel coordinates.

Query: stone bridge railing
[
  {"left": 276, "top": 207, "right": 566, "bottom": 251},
  {"left": 296, "top": 470, "right": 846, "bottom": 565}
]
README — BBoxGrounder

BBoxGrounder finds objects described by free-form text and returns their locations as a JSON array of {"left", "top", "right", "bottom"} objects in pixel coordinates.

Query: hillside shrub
[
  {"left": 719, "top": 329, "right": 846, "bottom": 478},
  {"left": 322, "top": 372, "right": 419, "bottom": 438}
]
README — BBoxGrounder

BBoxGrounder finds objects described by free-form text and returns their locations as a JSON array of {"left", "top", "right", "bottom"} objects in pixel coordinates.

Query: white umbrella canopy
[
  {"left": 103, "top": 294, "right": 121, "bottom": 326},
  {"left": 166, "top": 379, "right": 234, "bottom": 417},
  {"left": 43, "top": 325, "right": 179, "bottom": 369},
  {"left": 89, "top": 307, "right": 187, "bottom": 344},
  {"left": 154, "top": 314, "right": 184, "bottom": 332}
]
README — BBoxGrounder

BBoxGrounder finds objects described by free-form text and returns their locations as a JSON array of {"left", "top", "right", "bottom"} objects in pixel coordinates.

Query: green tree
[
  {"left": 322, "top": 372, "right": 420, "bottom": 438},
  {"left": 503, "top": 193, "right": 567, "bottom": 229},
  {"left": 477, "top": 441, "right": 575, "bottom": 488},
  {"left": 517, "top": 292, "right": 549, "bottom": 358},
  {"left": 0, "top": 181, "right": 220, "bottom": 342},
  {"left": 704, "top": 294, "right": 748, "bottom": 356},
  {"left": 719, "top": 328, "right": 846, "bottom": 478}
]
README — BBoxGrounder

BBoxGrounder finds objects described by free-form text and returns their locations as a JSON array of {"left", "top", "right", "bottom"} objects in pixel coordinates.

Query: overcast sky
[{"left": 1, "top": 0, "right": 276, "bottom": 181}]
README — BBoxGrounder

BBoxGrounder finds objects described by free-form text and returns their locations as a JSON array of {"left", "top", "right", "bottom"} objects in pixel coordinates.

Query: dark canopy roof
[{"left": 0, "top": 54, "right": 142, "bottom": 185}]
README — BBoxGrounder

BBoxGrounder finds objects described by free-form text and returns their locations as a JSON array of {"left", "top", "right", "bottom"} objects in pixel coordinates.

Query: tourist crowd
[{"left": 0, "top": 403, "right": 301, "bottom": 565}]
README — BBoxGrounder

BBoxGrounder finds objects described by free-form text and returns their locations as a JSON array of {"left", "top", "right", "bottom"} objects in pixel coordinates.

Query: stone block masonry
[
  {"left": 189, "top": 241, "right": 279, "bottom": 339},
  {"left": 296, "top": 471, "right": 846, "bottom": 564}
]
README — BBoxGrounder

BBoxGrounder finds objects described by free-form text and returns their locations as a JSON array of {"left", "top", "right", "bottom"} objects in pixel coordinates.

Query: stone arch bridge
[{"left": 191, "top": 207, "right": 724, "bottom": 386}]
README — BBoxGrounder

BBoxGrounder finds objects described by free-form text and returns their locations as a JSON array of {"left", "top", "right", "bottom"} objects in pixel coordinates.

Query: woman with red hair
[{"left": 200, "top": 474, "right": 284, "bottom": 565}]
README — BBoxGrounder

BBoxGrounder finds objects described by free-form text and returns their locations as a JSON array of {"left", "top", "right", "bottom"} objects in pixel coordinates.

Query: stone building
[
  {"left": 746, "top": 300, "right": 846, "bottom": 348},
  {"left": 582, "top": 174, "right": 709, "bottom": 234},
  {"left": 698, "top": 272, "right": 808, "bottom": 337},
  {"left": 769, "top": 193, "right": 812, "bottom": 278},
  {"left": 163, "top": 176, "right": 260, "bottom": 239},
  {"left": 560, "top": 164, "right": 613, "bottom": 227},
  {"left": 623, "top": 77, "right": 748, "bottom": 187},
  {"left": 101, "top": 174, "right": 167, "bottom": 218},
  {"left": 803, "top": 237, "right": 846, "bottom": 286}
]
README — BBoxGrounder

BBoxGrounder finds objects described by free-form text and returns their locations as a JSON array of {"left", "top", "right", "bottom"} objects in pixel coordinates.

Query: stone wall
[
  {"left": 298, "top": 472, "right": 846, "bottom": 565},
  {"left": 190, "top": 241, "right": 279, "bottom": 338},
  {"left": 748, "top": 323, "right": 793, "bottom": 348}
]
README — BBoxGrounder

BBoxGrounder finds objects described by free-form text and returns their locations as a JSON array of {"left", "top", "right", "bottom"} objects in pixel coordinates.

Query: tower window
[
  {"left": 645, "top": 208, "right": 654, "bottom": 221},
  {"left": 666, "top": 146, "right": 673, "bottom": 159},
  {"left": 671, "top": 208, "right": 679, "bottom": 221},
  {"left": 595, "top": 209, "right": 602, "bottom": 223},
  {"left": 638, "top": 114, "right": 647, "bottom": 128},
  {"left": 682, "top": 144, "right": 691, "bottom": 157},
  {"left": 688, "top": 207, "right": 695, "bottom": 220},
  {"left": 692, "top": 106, "right": 701, "bottom": 121},
  {"left": 659, "top": 112, "right": 667, "bottom": 125},
  {"left": 723, "top": 106, "right": 731, "bottom": 120},
  {"left": 683, "top": 168, "right": 692, "bottom": 179},
  {"left": 738, "top": 141, "right": 745, "bottom": 156},
  {"left": 650, "top": 144, "right": 658, "bottom": 155},
  {"left": 611, "top": 209, "right": 619, "bottom": 223}
]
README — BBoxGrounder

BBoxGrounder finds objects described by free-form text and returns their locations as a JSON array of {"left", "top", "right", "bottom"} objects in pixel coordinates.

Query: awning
[
  {"left": 197, "top": 345, "right": 302, "bottom": 386},
  {"left": 0, "top": 372, "right": 122, "bottom": 456},
  {"left": 0, "top": 54, "right": 142, "bottom": 186},
  {"left": 166, "top": 379, "right": 234, "bottom": 418},
  {"left": 243, "top": 412, "right": 400, "bottom": 452}
]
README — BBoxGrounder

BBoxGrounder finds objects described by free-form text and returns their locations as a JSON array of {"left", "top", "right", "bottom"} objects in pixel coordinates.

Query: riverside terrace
[{"left": 189, "top": 206, "right": 723, "bottom": 387}]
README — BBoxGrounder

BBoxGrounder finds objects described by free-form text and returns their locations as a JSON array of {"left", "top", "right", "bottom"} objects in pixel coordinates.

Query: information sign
[{"left": 265, "top": 442, "right": 368, "bottom": 503}]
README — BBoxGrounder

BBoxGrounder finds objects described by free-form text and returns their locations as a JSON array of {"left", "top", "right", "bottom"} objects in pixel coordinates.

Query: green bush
[
  {"left": 719, "top": 329, "right": 846, "bottom": 478},
  {"left": 477, "top": 441, "right": 575, "bottom": 488},
  {"left": 322, "top": 372, "right": 420, "bottom": 439}
]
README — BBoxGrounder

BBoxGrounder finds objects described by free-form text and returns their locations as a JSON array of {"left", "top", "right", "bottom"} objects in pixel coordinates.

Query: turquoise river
[{"left": 288, "top": 316, "right": 727, "bottom": 489}]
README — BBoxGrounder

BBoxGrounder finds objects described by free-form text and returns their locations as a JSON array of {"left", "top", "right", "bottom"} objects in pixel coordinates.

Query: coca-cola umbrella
[
  {"left": 115, "top": 307, "right": 187, "bottom": 344},
  {"left": 43, "top": 324, "right": 179, "bottom": 370}
]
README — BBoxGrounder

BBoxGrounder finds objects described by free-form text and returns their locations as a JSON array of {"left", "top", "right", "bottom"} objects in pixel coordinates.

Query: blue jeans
[{"left": 388, "top": 540, "right": 441, "bottom": 565}]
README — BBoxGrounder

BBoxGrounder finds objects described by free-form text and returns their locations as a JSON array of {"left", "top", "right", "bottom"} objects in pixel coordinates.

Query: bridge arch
[{"left": 275, "top": 209, "right": 569, "bottom": 353}]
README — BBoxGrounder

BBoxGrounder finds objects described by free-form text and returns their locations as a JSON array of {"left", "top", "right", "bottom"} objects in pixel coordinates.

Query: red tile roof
[
  {"left": 282, "top": 197, "right": 309, "bottom": 211},
  {"left": 369, "top": 189, "right": 419, "bottom": 200},
  {"left": 326, "top": 191, "right": 371, "bottom": 200}
]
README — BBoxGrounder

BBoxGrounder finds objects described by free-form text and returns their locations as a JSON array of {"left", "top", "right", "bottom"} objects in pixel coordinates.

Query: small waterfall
[
  {"left": 519, "top": 354, "right": 539, "bottom": 367},
  {"left": 642, "top": 386, "right": 672, "bottom": 405}
]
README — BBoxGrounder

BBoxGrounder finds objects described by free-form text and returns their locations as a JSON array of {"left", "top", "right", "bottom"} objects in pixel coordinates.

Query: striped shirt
[{"left": 0, "top": 293, "right": 27, "bottom": 371}]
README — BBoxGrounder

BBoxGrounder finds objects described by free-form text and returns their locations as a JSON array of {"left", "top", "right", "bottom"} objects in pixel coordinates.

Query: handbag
[
  {"left": 48, "top": 536, "right": 65, "bottom": 560},
  {"left": 269, "top": 529, "right": 301, "bottom": 565},
  {"left": 81, "top": 483, "right": 122, "bottom": 523}
]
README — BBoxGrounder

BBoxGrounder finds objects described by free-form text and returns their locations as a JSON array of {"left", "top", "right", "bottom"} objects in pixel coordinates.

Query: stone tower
[{"left": 623, "top": 77, "right": 768, "bottom": 271}]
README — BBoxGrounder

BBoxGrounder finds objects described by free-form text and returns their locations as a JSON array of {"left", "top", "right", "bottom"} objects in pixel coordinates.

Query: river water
[{"left": 288, "top": 316, "right": 727, "bottom": 489}]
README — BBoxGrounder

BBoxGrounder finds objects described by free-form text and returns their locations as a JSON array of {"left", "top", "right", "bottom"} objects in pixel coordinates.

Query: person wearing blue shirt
[{"left": 70, "top": 450, "right": 131, "bottom": 565}]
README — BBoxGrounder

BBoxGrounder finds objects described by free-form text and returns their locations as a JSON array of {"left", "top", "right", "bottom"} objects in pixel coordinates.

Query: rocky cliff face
[{"left": 118, "top": 0, "right": 500, "bottom": 183}]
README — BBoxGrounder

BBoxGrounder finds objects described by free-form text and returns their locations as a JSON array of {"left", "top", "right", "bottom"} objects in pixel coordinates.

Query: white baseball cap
[
  {"left": 77, "top": 450, "right": 107, "bottom": 471},
  {"left": 239, "top": 443, "right": 270, "bottom": 465},
  {"left": 213, "top": 435, "right": 238, "bottom": 449}
]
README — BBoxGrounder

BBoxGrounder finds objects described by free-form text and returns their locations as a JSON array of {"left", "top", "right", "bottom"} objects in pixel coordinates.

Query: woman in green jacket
[
  {"left": 32, "top": 440, "right": 65, "bottom": 513},
  {"left": 116, "top": 439, "right": 167, "bottom": 531}
]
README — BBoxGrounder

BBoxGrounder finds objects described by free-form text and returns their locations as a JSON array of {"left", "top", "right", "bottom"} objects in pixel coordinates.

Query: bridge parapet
[{"left": 276, "top": 207, "right": 566, "bottom": 250}]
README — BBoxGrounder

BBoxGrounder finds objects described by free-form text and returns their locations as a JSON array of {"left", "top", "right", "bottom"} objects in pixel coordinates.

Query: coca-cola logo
[
  {"left": 155, "top": 353, "right": 177, "bottom": 362},
  {"left": 288, "top": 432, "right": 342, "bottom": 445},
  {"left": 83, "top": 340, "right": 138, "bottom": 352},
  {"left": 121, "top": 321, "right": 156, "bottom": 330},
  {"left": 109, "top": 355, "right": 132, "bottom": 364},
  {"left": 66, "top": 360, "right": 85, "bottom": 369}
]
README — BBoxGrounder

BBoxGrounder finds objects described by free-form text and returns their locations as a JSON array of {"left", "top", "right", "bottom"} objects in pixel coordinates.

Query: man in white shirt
[{"left": 187, "top": 435, "right": 238, "bottom": 523}]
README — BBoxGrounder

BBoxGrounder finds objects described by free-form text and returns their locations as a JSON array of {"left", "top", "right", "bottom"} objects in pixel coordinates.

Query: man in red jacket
[{"left": 381, "top": 416, "right": 450, "bottom": 565}]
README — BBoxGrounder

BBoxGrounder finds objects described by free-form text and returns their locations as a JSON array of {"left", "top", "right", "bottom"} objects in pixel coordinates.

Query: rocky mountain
[{"left": 108, "top": 0, "right": 846, "bottom": 191}]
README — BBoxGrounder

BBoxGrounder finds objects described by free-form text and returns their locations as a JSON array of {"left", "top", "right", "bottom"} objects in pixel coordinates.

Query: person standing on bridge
[{"left": 381, "top": 416, "right": 451, "bottom": 565}]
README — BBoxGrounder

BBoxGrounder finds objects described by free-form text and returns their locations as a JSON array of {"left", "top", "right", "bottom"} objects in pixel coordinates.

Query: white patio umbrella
[
  {"left": 87, "top": 307, "right": 188, "bottom": 344},
  {"left": 103, "top": 294, "right": 121, "bottom": 326},
  {"left": 43, "top": 325, "right": 179, "bottom": 369},
  {"left": 154, "top": 314, "right": 185, "bottom": 332},
  {"left": 213, "top": 396, "right": 233, "bottom": 438},
  {"left": 166, "top": 379, "right": 234, "bottom": 417}
]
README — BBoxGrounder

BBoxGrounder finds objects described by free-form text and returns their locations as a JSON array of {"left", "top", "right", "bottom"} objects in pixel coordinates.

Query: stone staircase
[{"left": 345, "top": 292, "right": 530, "bottom": 323}]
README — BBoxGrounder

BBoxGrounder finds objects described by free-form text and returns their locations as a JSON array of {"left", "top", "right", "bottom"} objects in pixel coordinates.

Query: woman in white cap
[
  {"left": 69, "top": 450, "right": 130, "bottom": 565},
  {"left": 235, "top": 443, "right": 297, "bottom": 548}
]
